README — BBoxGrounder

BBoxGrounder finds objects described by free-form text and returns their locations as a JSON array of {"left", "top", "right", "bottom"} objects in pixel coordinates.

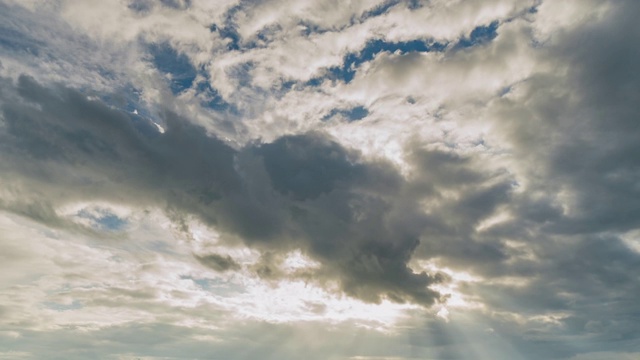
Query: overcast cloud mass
[{"left": 1, "top": 0, "right": 640, "bottom": 359}]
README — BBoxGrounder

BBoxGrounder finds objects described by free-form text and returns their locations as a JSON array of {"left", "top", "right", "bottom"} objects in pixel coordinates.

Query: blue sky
[{"left": 1, "top": 1, "right": 640, "bottom": 359}]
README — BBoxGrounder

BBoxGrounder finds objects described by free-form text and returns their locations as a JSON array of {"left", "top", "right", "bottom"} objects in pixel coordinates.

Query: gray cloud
[
  {"left": 0, "top": 74, "right": 444, "bottom": 306},
  {"left": 418, "top": 1, "right": 640, "bottom": 354},
  {"left": 195, "top": 253, "right": 241, "bottom": 272}
]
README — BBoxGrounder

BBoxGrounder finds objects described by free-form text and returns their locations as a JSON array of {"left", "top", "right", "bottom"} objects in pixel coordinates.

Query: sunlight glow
[
  {"left": 282, "top": 249, "right": 321, "bottom": 273},
  {"left": 223, "top": 278, "right": 418, "bottom": 328},
  {"left": 414, "top": 260, "right": 485, "bottom": 320}
]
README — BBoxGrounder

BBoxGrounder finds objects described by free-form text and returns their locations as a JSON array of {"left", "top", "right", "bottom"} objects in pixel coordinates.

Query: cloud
[
  {"left": 195, "top": 253, "right": 241, "bottom": 272},
  {"left": 2, "top": 0, "right": 640, "bottom": 358},
  {"left": 0, "top": 74, "right": 446, "bottom": 306}
]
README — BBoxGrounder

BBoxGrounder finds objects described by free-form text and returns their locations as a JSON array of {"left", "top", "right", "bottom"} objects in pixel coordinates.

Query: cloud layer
[{"left": 1, "top": 0, "right": 640, "bottom": 359}]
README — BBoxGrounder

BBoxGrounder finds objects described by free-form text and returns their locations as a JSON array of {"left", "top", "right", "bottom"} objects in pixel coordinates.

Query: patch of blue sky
[
  {"left": 97, "top": 213, "right": 127, "bottom": 231},
  {"left": 312, "top": 38, "right": 446, "bottom": 84},
  {"left": 0, "top": 3, "right": 51, "bottom": 60},
  {"left": 148, "top": 42, "right": 197, "bottom": 94},
  {"left": 359, "top": 0, "right": 401, "bottom": 20},
  {"left": 209, "top": 1, "right": 246, "bottom": 49},
  {"left": 528, "top": 1, "right": 542, "bottom": 14},
  {"left": 77, "top": 208, "right": 127, "bottom": 231},
  {"left": 499, "top": 86, "right": 512, "bottom": 97},
  {"left": 181, "top": 275, "right": 244, "bottom": 295},
  {"left": 455, "top": 21, "right": 499, "bottom": 49},
  {"left": 297, "top": 1, "right": 400, "bottom": 36},
  {"left": 127, "top": 0, "right": 153, "bottom": 13},
  {"left": 0, "top": 26, "right": 43, "bottom": 56},
  {"left": 195, "top": 61, "right": 252, "bottom": 114},
  {"left": 159, "top": 0, "right": 192, "bottom": 10},
  {"left": 191, "top": 277, "right": 213, "bottom": 291},
  {"left": 43, "top": 300, "right": 83, "bottom": 311},
  {"left": 406, "top": 0, "right": 424, "bottom": 10},
  {"left": 209, "top": 19, "right": 241, "bottom": 51},
  {"left": 130, "top": 0, "right": 192, "bottom": 11},
  {"left": 322, "top": 106, "right": 369, "bottom": 122},
  {"left": 195, "top": 77, "right": 240, "bottom": 115},
  {"left": 278, "top": 80, "right": 297, "bottom": 92},
  {"left": 247, "top": 23, "right": 284, "bottom": 48}
]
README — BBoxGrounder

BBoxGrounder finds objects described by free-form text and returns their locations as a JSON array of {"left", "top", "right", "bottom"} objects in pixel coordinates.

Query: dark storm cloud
[
  {"left": 258, "top": 134, "right": 363, "bottom": 200},
  {"left": 0, "top": 75, "right": 444, "bottom": 306}
]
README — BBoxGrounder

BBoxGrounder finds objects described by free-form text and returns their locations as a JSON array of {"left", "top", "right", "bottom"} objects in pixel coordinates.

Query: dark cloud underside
[{"left": 0, "top": 75, "right": 445, "bottom": 305}]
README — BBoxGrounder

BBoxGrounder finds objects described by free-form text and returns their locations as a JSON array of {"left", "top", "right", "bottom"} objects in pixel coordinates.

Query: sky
[{"left": 0, "top": 0, "right": 639, "bottom": 359}]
